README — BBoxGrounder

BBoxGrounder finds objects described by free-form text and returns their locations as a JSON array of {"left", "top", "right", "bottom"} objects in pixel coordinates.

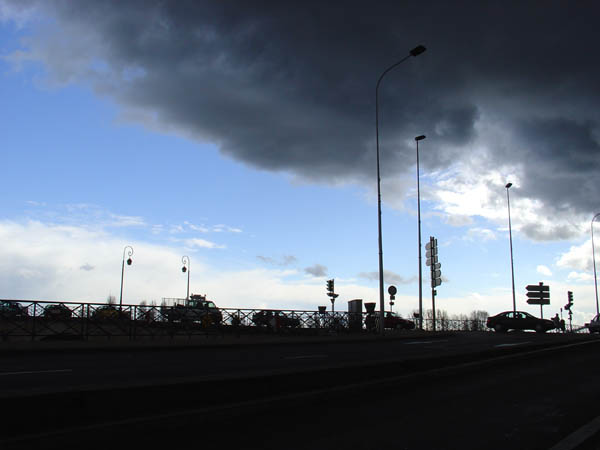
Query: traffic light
[
  {"left": 326, "top": 279, "right": 334, "bottom": 294},
  {"left": 564, "top": 291, "right": 574, "bottom": 311}
]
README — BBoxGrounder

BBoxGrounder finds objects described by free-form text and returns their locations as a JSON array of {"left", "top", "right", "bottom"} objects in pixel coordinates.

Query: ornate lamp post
[
  {"left": 119, "top": 245, "right": 133, "bottom": 309},
  {"left": 181, "top": 255, "right": 190, "bottom": 301},
  {"left": 375, "top": 44, "right": 426, "bottom": 334}
]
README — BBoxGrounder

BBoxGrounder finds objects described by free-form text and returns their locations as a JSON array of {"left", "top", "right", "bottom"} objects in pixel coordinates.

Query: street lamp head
[
  {"left": 409, "top": 45, "right": 427, "bottom": 57},
  {"left": 415, "top": 135, "right": 426, "bottom": 141},
  {"left": 182, "top": 266, "right": 187, "bottom": 273},
  {"left": 505, "top": 182, "right": 513, "bottom": 189},
  {"left": 126, "top": 258, "right": 132, "bottom": 266}
]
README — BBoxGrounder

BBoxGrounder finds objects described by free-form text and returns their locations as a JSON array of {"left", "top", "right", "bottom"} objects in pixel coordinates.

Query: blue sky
[{"left": 1, "top": 1, "right": 598, "bottom": 323}]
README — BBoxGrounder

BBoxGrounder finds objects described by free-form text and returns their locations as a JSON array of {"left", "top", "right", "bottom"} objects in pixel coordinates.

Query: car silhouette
[
  {"left": 43, "top": 304, "right": 73, "bottom": 320},
  {"left": 0, "top": 301, "right": 28, "bottom": 319},
  {"left": 251, "top": 310, "right": 300, "bottom": 329},
  {"left": 92, "top": 305, "right": 131, "bottom": 321},
  {"left": 383, "top": 312, "right": 415, "bottom": 330},
  {"left": 585, "top": 314, "right": 600, "bottom": 333},
  {"left": 486, "top": 311, "right": 555, "bottom": 333}
]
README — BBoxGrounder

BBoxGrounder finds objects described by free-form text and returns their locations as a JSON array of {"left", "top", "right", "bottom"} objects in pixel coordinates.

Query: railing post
[
  {"left": 31, "top": 302, "right": 37, "bottom": 341},
  {"left": 86, "top": 303, "right": 90, "bottom": 340},
  {"left": 132, "top": 305, "right": 137, "bottom": 341},
  {"left": 81, "top": 303, "right": 85, "bottom": 338}
]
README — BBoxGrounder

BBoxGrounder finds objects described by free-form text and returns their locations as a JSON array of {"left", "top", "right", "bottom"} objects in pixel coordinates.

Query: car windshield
[{"left": 206, "top": 302, "right": 216, "bottom": 308}]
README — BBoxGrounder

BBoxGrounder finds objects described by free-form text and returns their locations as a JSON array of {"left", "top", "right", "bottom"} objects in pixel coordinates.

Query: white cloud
[
  {"left": 466, "top": 227, "right": 497, "bottom": 242},
  {"left": 537, "top": 265, "right": 552, "bottom": 277},
  {"left": 184, "top": 238, "right": 225, "bottom": 249},
  {"left": 556, "top": 239, "right": 593, "bottom": 272},
  {"left": 567, "top": 271, "right": 594, "bottom": 282},
  {"left": 427, "top": 160, "right": 588, "bottom": 242}
]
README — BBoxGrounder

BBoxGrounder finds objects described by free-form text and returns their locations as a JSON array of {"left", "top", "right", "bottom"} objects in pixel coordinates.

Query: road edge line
[{"left": 548, "top": 415, "right": 600, "bottom": 450}]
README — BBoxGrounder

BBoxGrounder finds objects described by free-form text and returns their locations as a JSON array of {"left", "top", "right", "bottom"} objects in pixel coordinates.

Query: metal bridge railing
[{"left": 0, "top": 299, "right": 587, "bottom": 341}]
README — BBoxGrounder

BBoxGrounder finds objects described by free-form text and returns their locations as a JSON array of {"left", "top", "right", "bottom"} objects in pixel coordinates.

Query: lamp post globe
[
  {"left": 182, "top": 256, "right": 190, "bottom": 301},
  {"left": 119, "top": 245, "right": 134, "bottom": 309}
]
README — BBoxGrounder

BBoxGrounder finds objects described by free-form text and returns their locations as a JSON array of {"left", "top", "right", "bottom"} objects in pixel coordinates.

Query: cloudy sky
[{"left": 1, "top": 0, "right": 598, "bottom": 322}]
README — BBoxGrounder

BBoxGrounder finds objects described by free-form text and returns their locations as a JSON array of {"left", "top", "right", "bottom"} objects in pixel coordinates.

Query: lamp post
[
  {"left": 375, "top": 44, "right": 426, "bottom": 335},
  {"left": 119, "top": 245, "right": 134, "bottom": 309},
  {"left": 592, "top": 213, "right": 600, "bottom": 316},
  {"left": 181, "top": 255, "right": 190, "bottom": 301},
  {"left": 505, "top": 183, "right": 516, "bottom": 313},
  {"left": 415, "top": 134, "right": 426, "bottom": 329}
]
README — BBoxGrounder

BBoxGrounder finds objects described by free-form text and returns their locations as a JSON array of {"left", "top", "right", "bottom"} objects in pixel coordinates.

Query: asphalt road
[
  {"left": 0, "top": 331, "right": 593, "bottom": 397},
  {"left": 2, "top": 332, "right": 600, "bottom": 449}
]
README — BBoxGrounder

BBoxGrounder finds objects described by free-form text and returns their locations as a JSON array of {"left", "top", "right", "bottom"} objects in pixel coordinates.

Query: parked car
[
  {"left": 384, "top": 312, "right": 415, "bottom": 330},
  {"left": 252, "top": 310, "right": 300, "bottom": 329},
  {"left": 0, "top": 301, "right": 28, "bottom": 319},
  {"left": 486, "top": 311, "right": 555, "bottom": 333},
  {"left": 585, "top": 314, "right": 600, "bottom": 333},
  {"left": 365, "top": 312, "right": 414, "bottom": 331},
  {"left": 92, "top": 305, "right": 131, "bottom": 321},
  {"left": 43, "top": 304, "right": 73, "bottom": 320}
]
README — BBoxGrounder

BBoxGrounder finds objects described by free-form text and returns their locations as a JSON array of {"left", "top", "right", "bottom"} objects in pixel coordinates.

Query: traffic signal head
[{"left": 326, "top": 279, "right": 334, "bottom": 293}]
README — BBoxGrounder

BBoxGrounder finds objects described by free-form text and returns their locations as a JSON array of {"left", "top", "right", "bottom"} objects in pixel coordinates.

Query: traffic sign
[
  {"left": 425, "top": 239, "right": 437, "bottom": 250},
  {"left": 526, "top": 291, "right": 550, "bottom": 299},
  {"left": 426, "top": 256, "right": 438, "bottom": 266},
  {"left": 526, "top": 284, "right": 550, "bottom": 292},
  {"left": 388, "top": 285, "right": 397, "bottom": 296},
  {"left": 527, "top": 298, "right": 550, "bottom": 305},
  {"left": 426, "top": 248, "right": 437, "bottom": 258}
]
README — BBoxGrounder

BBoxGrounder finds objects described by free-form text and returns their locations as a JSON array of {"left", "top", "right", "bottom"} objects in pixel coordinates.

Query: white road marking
[
  {"left": 284, "top": 355, "right": 327, "bottom": 360},
  {"left": 0, "top": 369, "right": 72, "bottom": 377},
  {"left": 494, "top": 342, "right": 531, "bottom": 348},
  {"left": 404, "top": 340, "right": 448, "bottom": 345},
  {"left": 549, "top": 414, "right": 600, "bottom": 450}
]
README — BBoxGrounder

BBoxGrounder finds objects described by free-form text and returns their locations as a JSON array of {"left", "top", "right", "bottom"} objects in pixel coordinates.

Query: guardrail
[{"left": 0, "top": 299, "right": 583, "bottom": 341}]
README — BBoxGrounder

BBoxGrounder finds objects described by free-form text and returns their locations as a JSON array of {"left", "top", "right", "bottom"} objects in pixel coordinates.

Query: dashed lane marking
[
  {"left": 284, "top": 355, "right": 328, "bottom": 360},
  {"left": 403, "top": 340, "right": 448, "bottom": 345},
  {"left": 0, "top": 369, "right": 72, "bottom": 377},
  {"left": 494, "top": 342, "right": 531, "bottom": 348}
]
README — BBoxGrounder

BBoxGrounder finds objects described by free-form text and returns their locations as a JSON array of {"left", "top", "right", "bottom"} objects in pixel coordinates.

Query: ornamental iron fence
[{"left": 0, "top": 298, "right": 584, "bottom": 341}]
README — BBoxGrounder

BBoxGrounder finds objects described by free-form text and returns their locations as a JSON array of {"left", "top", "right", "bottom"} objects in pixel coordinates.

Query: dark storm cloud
[
  {"left": 304, "top": 264, "right": 327, "bottom": 277},
  {"left": 6, "top": 0, "right": 600, "bottom": 225},
  {"left": 359, "top": 270, "right": 416, "bottom": 285}
]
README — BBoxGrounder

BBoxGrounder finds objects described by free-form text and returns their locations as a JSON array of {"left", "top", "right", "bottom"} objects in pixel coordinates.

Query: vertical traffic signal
[
  {"left": 326, "top": 279, "right": 334, "bottom": 293},
  {"left": 565, "top": 291, "right": 574, "bottom": 310}
]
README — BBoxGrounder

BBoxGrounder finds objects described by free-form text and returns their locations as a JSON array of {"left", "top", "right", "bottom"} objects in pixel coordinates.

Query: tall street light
[
  {"left": 181, "top": 255, "right": 190, "bottom": 301},
  {"left": 119, "top": 245, "right": 134, "bottom": 309},
  {"left": 505, "top": 183, "right": 516, "bottom": 313},
  {"left": 592, "top": 213, "right": 600, "bottom": 316},
  {"left": 375, "top": 44, "right": 426, "bottom": 335},
  {"left": 415, "top": 134, "right": 426, "bottom": 329}
]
